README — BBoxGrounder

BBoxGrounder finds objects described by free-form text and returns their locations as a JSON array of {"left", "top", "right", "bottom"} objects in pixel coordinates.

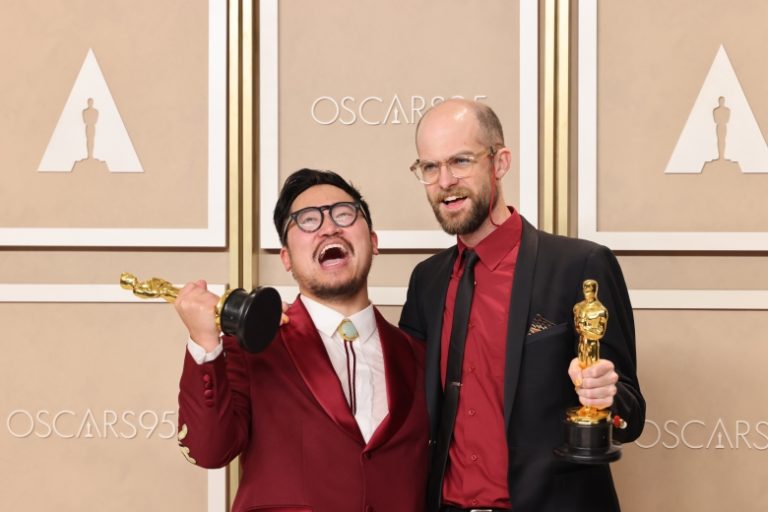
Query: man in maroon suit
[{"left": 173, "top": 169, "right": 428, "bottom": 512}]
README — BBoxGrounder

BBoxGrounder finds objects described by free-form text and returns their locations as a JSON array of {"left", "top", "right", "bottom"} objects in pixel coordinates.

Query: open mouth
[
  {"left": 317, "top": 243, "right": 350, "bottom": 267},
  {"left": 441, "top": 194, "right": 468, "bottom": 209}
]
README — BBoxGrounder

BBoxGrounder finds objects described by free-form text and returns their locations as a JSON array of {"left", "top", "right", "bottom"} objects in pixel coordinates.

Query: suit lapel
[
  {"left": 424, "top": 248, "right": 458, "bottom": 438},
  {"left": 366, "top": 309, "right": 416, "bottom": 451},
  {"left": 281, "top": 300, "right": 364, "bottom": 444},
  {"left": 503, "top": 218, "right": 539, "bottom": 427}
]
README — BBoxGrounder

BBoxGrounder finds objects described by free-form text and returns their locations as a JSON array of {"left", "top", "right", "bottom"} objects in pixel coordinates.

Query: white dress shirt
[{"left": 186, "top": 295, "right": 389, "bottom": 443}]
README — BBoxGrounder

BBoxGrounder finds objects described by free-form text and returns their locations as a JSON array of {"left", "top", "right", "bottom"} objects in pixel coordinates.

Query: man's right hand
[{"left": 174, "top": 280, "right": 221, "bottom": 353}]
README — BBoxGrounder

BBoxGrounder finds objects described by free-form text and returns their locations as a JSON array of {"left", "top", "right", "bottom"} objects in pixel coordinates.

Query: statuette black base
[
  {"left": 219, "top": 287, "right": 282, "bottom": 354},
  {"left": 554, "top": 419, "right": 622, "bottom": 464}
]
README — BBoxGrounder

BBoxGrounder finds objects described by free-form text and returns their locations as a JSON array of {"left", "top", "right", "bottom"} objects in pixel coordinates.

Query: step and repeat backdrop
[
  {"left": 1, "top": 0, "right": 227, "bottom": 510},
  {"left": 2, "top": 0, "right": 767, "bottom": 511},
  {"left": 578, "top": 1, "right": 768, "bottom": 510}
]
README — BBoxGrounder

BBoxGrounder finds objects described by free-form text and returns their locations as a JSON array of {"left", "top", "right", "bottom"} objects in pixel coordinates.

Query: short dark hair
[{"left": 273, "top": 168, "right": 373, "bottom": 246}]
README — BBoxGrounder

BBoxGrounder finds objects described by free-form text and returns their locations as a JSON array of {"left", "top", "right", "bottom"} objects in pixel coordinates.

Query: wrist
[{"left": 192, "top": 333, "right": 221, "bottom": 353}]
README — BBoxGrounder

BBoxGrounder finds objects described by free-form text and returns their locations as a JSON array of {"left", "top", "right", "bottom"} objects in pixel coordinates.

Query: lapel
[
  {"left": 365, "top": 309, "right": 416, "bottom": 451},
  {"left": 280, "top": 299, "right": 364, "bottom": 444},
  {"left": 503, "top": 218, "right": 539, "bottom": 427},
  {"left": 424, "top": 248, "right": 458, "bottom": 438}
]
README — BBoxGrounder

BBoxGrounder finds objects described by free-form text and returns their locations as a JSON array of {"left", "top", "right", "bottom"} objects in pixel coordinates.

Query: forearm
[{"left": 177, "top": 339, "right": 251, "bottom": 468}]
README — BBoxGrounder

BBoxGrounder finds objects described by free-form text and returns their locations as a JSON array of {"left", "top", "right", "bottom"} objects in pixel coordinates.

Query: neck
[
  {"left": 458, "top": 202, "right": 511, "bottom": 247},
  {"left": 301, "top": 286, "right": 371, "bottom": 317}
]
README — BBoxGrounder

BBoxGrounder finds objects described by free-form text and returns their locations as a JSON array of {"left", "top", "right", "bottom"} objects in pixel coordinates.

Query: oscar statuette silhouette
[{"left": 119, "top": 272, "right": 282, "bottom": 353}]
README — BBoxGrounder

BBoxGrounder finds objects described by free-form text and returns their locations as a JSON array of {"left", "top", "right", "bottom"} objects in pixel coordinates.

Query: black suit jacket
[{"left": 400, "top": 217, "right": 645, "bottom": 512}]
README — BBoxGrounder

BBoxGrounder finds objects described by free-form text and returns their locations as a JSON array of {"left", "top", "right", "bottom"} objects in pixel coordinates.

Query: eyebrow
[{"left": 421, "top": 150, "right": 477, "bottom": 162}]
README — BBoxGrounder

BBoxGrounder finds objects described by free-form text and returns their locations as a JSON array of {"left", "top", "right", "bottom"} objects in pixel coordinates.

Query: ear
[
  {"left": 279, "top": 246, "right": 292, "bottom": 272},
  {"left": 370, "top": 230, "right": 379, "bottom": 255},
  {"left": 494, "top": 147, "right": 512, "bottom": 180}
]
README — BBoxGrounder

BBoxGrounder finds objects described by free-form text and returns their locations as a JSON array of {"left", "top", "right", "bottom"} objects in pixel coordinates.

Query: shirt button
[
  {"left": 204, "top": 389, "right": 214, "bottom": 398},
  {"left": 468, "top": 409, "right": 476, "bottom": 416},
  {"left": 202, "top": 374, "right": 211, "bottom": 383},
  {"left": 467, "top": 365, "right": 475, "bottom": 373},
  {"left": 471, "top": 454, "right": 479, "bottom": 461}
]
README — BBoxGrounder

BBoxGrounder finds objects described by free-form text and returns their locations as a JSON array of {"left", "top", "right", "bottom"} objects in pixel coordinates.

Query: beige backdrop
[
  {"left": 261, "top": 0, "right": 523, "bottom": 290},
  {"left": 276, "top": 0, "right": 521, "bottom": 233},
  {"left": 577, "top": 1, "right": 768, "bottom": 510},
  {"left": 0, "top": 0, "right": 229, "bottom": 510},
  {"left": 5, "top": 0, "right": 768, "bottom": 511},
  {"left": 0, "top": 303, "right": 208, "bottom": 510},
  {"left": 597, "top": 0, "right": 768, "bottom": 232},
  {"left": 0, "top": 0, "right": 209, "bottom": 229}
]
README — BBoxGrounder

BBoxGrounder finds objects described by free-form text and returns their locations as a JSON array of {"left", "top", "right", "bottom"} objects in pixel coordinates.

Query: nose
[
  {"left": 316, "top": 209, "right": 341, "bottom": 236},
  {"left": 436, "top": 162, "right": 459, "bottom": 189}
]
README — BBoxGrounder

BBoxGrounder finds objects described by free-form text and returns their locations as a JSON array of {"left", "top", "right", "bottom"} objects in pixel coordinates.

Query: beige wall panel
[
  {"left": 0, "top": 251, "right": 228, "bottom": 285},
  {"left": 276, "top": 0, "right": 521, "bottom": 232},
  {"left": 596, "top": 0, "right": 768, "bottom": 232},
  {"left": 0, "top": 0, "right": 209, "bottom": 229},
  {"left": 617, "top": 255, "right": 768, "bottom": 290},
  {"left": 613, "top": 309, "right": 768, "bottom": 510},
  {"left": 376, "top": 305, "right": 402, "bottom": 327},
  {"left": 1, "top": 303, "right": 208, "bottom": 511}
]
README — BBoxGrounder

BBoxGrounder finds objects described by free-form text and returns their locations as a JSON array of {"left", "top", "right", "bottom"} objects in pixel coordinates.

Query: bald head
[{"left": 415, "top": 99, "right": 505, "bottom": 151}]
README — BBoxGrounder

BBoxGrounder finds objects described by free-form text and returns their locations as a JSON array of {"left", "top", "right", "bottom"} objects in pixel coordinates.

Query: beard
[
  {"left": 291, "top": 245, "right": 374, "bottom": 302},
  {"left": 430, "top": 181, "right": 493, "bottom": 235},
  {"left": 305, "top": 270, "right": 368, "bottom": 301}
]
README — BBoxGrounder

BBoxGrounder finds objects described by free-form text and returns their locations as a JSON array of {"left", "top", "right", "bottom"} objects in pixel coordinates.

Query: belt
[{"left": 441, "top": 507, "right": 511, "bottom": 512}]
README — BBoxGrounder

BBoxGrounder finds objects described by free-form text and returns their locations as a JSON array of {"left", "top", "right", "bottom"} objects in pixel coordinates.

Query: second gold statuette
[{"left": 120, "top": 272, "right": 283, "bottom": 353}]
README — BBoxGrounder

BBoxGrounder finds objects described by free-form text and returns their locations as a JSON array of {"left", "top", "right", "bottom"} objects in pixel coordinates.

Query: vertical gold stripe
[
  {"left": 555, "top": 0, "right": 570, "bottom": 236},
  {"left": 227, "top": 0, "right": 243, "bottom": 508},
  {"left": 242, "top": 0, "right": 256, "bottom": 289},
  {"left": 541, "top": 0, "right": 557, "bottom": 234},
  {"left": 229, "top": 0, "right": 242, "bottom": 290}
]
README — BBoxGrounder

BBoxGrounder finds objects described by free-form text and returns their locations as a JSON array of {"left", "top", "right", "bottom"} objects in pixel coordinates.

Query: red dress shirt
[{"left": 440, "top": 207, "right": 522, "bottom": 509}]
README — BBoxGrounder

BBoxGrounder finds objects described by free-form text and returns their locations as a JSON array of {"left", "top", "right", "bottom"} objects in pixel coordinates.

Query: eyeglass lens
[{"left": 295, "top": 202, "right": 359, "bottom": 232}]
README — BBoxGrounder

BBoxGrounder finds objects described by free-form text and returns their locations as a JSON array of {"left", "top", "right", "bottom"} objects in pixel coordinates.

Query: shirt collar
[
  {"left": 457, "top": 207, "right": 523, "bottom": 271},
  {"left": 300, "top": 295, "right": 376, "bottom": 343}
]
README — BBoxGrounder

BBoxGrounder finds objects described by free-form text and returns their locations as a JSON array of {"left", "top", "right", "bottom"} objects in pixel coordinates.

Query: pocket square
[{"left": 527, "top": 314, "right": 556, "bottom": 335}]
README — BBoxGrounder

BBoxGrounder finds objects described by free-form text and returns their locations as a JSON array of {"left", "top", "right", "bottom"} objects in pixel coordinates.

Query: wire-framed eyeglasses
[
  {"left": 283, "top": 201, "right": 365, "bottom": 239},
  {"left": 409, "top": 146, "right": 498, "bottom": 185}
]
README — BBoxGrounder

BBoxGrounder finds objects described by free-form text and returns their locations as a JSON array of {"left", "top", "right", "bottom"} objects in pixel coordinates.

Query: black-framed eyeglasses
[
  {"left": 283, "top": 201, "right": 365, "bottom": 239},
  {"left": 409, "top": 146, "right": 499, "bottom": 185}
]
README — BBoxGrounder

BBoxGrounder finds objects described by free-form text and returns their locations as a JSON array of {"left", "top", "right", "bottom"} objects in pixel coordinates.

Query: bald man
[{"left": 400, "top": 99, "right": 644, "bottom": 512}]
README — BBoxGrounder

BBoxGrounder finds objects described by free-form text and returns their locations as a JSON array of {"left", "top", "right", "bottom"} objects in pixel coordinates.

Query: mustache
[{"left": 433, "top": 187, "right": 472, "bottom": 203}]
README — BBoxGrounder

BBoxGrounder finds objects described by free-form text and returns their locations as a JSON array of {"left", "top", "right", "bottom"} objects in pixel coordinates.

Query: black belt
[{"left": 441, "top": 507, "right": 511, "bottom": 512}]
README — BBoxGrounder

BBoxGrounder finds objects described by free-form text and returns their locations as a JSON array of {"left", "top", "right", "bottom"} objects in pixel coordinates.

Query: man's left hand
[{"left": 568, "top": 358, "right": 618, "bottom": 410}]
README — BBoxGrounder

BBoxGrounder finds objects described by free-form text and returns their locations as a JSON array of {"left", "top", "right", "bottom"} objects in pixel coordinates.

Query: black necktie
[{"left": 428, "top": 249, "right": 480, "bottom": 510}]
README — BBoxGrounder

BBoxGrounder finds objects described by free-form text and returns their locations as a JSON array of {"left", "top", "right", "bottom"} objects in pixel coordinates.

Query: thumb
[{"left": 568, "top": 358, "right": 583, "bottom": 387}]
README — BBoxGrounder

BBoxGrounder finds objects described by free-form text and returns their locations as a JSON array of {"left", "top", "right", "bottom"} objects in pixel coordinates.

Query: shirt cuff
[{"left": 186, "top": 337, "right": 224, "bottom": 365}]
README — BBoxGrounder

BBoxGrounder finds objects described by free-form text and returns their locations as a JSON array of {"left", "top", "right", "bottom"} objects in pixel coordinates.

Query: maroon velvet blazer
[{"left": 178, "top": 299, "right": 428, "bottom": 512}]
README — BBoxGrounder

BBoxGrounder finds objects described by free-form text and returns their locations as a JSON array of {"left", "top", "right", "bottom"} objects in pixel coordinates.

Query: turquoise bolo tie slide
[{"left": 337, "top": 319, "right": 359, "bottom": 342}]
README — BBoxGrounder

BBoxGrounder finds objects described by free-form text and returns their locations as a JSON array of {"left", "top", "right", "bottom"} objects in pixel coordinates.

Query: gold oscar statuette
[
  {"left": 119, "top": 272, "right": 282, "bottom": 353},
  {"left": 554, "top": 279, "right": 625, "bottom": 464}
]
